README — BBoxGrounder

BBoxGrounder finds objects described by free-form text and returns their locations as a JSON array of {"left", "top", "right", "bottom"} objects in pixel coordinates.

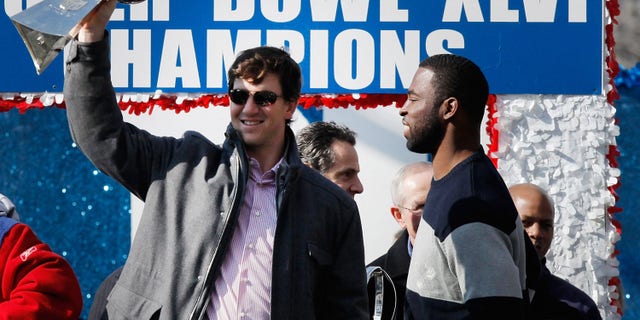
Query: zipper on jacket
[{"left": 189, "top": 152, "right": 245, "bottom": 320}]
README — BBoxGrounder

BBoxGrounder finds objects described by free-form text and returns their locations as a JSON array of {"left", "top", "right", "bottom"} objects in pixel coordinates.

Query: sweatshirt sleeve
[
  {"left": 0, "top": 223, "right": 83, "bottom": 320},
  {"left": 449, "top": 222, "right": 525, "bottom": 319}
]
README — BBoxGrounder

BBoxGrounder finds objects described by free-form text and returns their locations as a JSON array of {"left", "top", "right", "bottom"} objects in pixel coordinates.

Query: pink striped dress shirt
[{"left": 207, "top": 157, "right": 281, "bottom": 320}]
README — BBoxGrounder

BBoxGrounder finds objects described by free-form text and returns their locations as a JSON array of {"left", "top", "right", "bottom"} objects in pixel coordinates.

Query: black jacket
[{"left": 530, "top": 260, "right": 602, "bottom": 320}]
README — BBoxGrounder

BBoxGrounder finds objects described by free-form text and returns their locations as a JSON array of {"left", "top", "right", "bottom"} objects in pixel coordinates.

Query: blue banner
[{"left": 1, "top": 0, "right": 603, "bottom": 94}]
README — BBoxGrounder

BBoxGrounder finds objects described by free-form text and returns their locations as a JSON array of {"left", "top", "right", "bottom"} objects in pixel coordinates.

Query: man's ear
[
  {"left": 390, "top": 207, "right": 405, "bottom": 228},
  {"left": 442, "top": 97, "right": 459, "bottom": 120},
  {"left": 284, "top": 101, "right": 297, "bottom": 119}
]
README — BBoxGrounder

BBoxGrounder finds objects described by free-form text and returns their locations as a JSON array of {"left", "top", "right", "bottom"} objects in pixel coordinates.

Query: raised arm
[{"left": 76, "top": 0, "right": 117, "bottom": 43}]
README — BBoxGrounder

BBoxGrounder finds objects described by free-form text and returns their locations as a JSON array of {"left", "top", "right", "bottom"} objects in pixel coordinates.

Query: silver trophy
[{"left": 10, "top": 0, "right": 144, "bottom": 75}]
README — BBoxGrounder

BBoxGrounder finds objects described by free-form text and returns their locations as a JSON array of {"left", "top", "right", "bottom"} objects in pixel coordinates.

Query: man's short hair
[
  {"left": 227, "top": 46, "right": 302, "bottom": 104},
  {"left": 296, "top": 121, "right": 357, "bottom": 173},
  {"left": 419, "top": 54, "right": 489, "bottom": 124}
]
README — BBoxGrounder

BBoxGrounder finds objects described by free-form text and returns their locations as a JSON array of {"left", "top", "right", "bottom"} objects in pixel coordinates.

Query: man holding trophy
[{"left": 61, "top": 0, "right": 369, "bottom": 319}]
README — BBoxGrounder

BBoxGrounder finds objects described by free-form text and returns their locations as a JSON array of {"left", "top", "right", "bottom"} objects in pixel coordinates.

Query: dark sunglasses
[{"left": 229, "top": 89, "right": 283, "bottom": 106}]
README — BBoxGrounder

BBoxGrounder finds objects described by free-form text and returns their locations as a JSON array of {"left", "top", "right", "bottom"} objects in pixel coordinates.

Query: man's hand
[{"left": 76, "top": 0, "right": 117, "bottom": 43}]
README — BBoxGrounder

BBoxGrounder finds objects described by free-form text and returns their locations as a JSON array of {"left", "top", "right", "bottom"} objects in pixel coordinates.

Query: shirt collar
[{"left": 249, "top": 157, "right": 284, "bottom": 184}]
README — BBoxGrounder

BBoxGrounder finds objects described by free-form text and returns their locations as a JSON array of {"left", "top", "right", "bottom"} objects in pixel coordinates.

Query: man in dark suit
[
  {"left": 367, "top": 161, "right": 433, "bottom": 320},
  {"left": 510, "top": 183, "right": 602, "bottom": 320}
]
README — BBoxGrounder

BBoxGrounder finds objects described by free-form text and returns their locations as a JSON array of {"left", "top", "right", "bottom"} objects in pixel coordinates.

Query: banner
[{"left": 1, "top": 0, "right": 603, "bottom": 94}]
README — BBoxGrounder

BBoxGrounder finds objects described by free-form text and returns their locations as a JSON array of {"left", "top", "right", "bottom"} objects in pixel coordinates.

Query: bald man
[
  {"left": 509, "top": 183, "right": 555, "bottom": 259},
  {"left": 367, "top": 161, "right": 433, "bottom": 320},
  {"left": 509, "top": 183, "right": 602, "bottom": 320}
]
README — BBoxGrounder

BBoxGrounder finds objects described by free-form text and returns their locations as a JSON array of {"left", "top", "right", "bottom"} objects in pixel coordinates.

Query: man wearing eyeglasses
[
  {"left": 366, "top": 161, "right": 433, "bottom": 320},
  {"left": 63, "top": 2, "right": 368, "bottom": 319}
]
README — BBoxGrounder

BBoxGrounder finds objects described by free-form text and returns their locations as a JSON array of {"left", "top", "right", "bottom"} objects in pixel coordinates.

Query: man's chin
[
  {"left": 406, "top": 142, "right": 430, "bottom": 154},
  {"left": 534, "top": 246, "right": 546, "bottom": 258}
]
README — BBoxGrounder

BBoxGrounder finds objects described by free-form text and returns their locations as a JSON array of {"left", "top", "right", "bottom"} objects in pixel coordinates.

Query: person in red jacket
[{"left": 0, "top": 193, "right": 83, "bottom": 319}]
